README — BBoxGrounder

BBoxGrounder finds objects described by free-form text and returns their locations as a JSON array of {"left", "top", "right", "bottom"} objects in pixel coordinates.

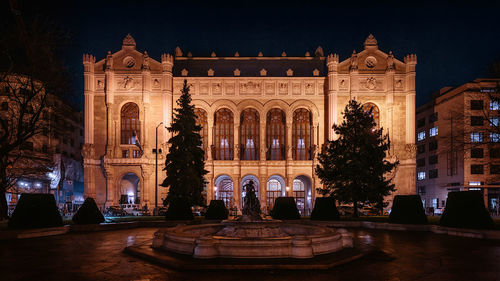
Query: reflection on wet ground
[{"left": 0, "top": 227, "right": 499, "bottom": 281}]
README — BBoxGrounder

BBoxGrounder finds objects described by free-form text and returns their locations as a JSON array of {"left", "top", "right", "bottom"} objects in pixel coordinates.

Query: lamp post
[{"left": 155, "top": 122, "right": 163, "bottom": 215}]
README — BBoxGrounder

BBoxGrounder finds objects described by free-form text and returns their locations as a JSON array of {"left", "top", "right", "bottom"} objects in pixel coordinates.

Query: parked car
[{"left": 104, "top": 206, "right": 127, "bottom": 217}]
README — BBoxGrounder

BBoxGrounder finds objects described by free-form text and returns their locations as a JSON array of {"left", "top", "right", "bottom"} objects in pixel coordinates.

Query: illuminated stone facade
[{"left": 82, "top": 34, "right": 417, "bottom": 214}]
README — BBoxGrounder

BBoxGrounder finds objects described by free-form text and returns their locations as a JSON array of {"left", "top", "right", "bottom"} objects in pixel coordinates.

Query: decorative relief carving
[
  {"left": 339, "top": 79, "right": 347, "bottom": 89},
  {"left": 365, "top": 77, "right": 377, "bottom": 90},
  {"left": 200, "top": 83, "right": 209, "bottom": 95},
  {"left": 212, "top": 83, "right": 222, "bottom": 94},
  {"left": 395, "top": 79, "right": 403, "bottom": 89},
  {"left": 123, "top": 56, "right": 136, "bottom": 68},
  {"left": 365, "top": 56, "right": 377, "bottom": 68},
  {"left": 81, "top": 143, "right": 95, "bottom": 159},
  {"left": 97, "top": 80, "right": 104, "bottom": 89},
  {"left": 292, "top": 83, "right": 301, "bottom": 95},
  {"left": 313, "top": 69, "right": 320, "bottom": 76},
  {"left": 265, "top": 83, "right": 275, "bottom": 94},
  {"left": 181, "top": 69, "right": 188, "bottom": 76},
  {"left": 226, "top": 83, "right": 235, "bottom": 95},
  {"left": 118, "top": 76, "right": 140, "bottom": 90},
  {"left": 279, "top": 82, "right": 288, "bottom": 94},
  {"left": 234, "top": 68, "right": 240, "bottom": 76},
  {"left": 402, "top": 144, "right": 417, "bottom": 160},
  {"left": 153, "top": 79, "right": 160, "bottom": 88},
  {"left": 239, "top": 81, "right": 261, "bottom": 95},
  {"left": 305, "top": 83, "right": 314, "bottom": 95},
  {"left": 286, "top": 69, "right": 294, "bottom": 76}
]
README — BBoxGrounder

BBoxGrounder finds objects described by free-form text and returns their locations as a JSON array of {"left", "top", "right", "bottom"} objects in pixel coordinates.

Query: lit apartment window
[
  {"left": 417, "top": 131, "right": 426, "bottom": 141},
  {"left": 489, "top": 117, "right": 499, "bottom": 127},
  {"left": 490, "top": 100, "right": 500, "bottom": 110},
  {"left": 470, "top": 132, "right": 483, "bottom": 142},
  {"left": 490, "top": 132, "right": 500, "bottom": 143},
  {"left": 417, "top": 172, "right": 426, "bottom": 180},
  {"left": 468, "top": 181, "right": 482, "bottom": 186},
  {"left": 429, "top": 126, "right": 438, "bottom": 137}
]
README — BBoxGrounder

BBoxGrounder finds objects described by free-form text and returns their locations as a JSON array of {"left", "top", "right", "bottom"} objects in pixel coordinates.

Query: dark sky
[{"left": 13, "top": 0, "right": 500, "bottom": 109}]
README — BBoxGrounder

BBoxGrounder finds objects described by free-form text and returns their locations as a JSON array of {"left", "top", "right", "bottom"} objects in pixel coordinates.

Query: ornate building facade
[{"left": 82, "top": 34, "right": 417, "bottom": 214}]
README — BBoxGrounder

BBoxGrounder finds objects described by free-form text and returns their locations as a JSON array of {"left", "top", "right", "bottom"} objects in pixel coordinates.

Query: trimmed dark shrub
[
  {"left": 311, "top": 197, "right": 340, "bottom": 220},
  {"left": 388, "top": 195, "right": 427, "bottom": 224},
  {"left": 165, "top": 198, "right": 194, "bottom": 220},
  {"left": 440, "top": 191, "right": 493, "bottom": 229},
  {"left": 72, "top": 197, "right": 105, "bottom": 225},
  {"left": 271, "top": 197, "right": 301, "bottom": 220},
  {"left": 8, "top": 193, "right": 63, "bottom": 229},
  {"left": 204, "top": 200, "right": 228, "bottom": 220}
]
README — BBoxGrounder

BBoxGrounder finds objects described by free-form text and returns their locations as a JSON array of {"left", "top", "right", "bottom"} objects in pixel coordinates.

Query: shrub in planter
[
  {"left": 440, "top": 191, "right": 493, "bottom": 229},
  {"left": 72, "top": 197, "right": 105, "bottom": 225},
  {"left": 8, "top": 193, "right": 63, "bottom": 229},
  {"left": 204, "top": 200, "right": 228, "bottom": 220},
  {"left": 310, "top": 197, "right": 340, "bottom": 221},
  {"left": 271, "top": 197, "right": 301, "bottom": 220},
  {"left": 165, "top": 198, "right": 194, "bottom": 220},
  {"left": 388, "top": 195, "right": 427, "bottom": 224}
]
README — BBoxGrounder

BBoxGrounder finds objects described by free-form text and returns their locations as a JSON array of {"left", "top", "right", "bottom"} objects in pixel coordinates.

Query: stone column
[
  {"left": 259, "top": 119, "right": 266, "bottom": 160},
  {"left": 141, "top": 166, "right": 154, "bottom": 207},
  {"left": 161, "top": 54, "right": 174, "bottom": 143},
  {"left": 260, "top": 175, "right": 267, "bottom": 210},
  {"left": 104, "top": 166, "right": 116, "bottom": 206},
  {"left": 207, "top": 115, "right": 214, "bottom": 161},
  {"left": 83, "top": 54, "right": 95, "bottom": 145},
  {"left": 286, "top": 122, "right": 293, "bottom": 161},
  {"left": 234, "top": 176, "right": 241, "bottom": 210},
  {"left": 104, "top": 52, "right": 115, "bottom": 156},
  {"left": 286, "top": 176, "right": 294, "bottom": 197},
  {"left": 234, "top": 121, "right": 240, "bottom": 160},
  {"left": 326, "top": 54, "right": 339, "bottom": 140}
]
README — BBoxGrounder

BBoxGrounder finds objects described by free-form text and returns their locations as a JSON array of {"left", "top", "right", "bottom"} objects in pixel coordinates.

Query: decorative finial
[
  {"left": 174, "top": 47, "right": 183, "bottom": 57},
  {"left": 211, "top": 51, "right": 216, "bottom": 57},
  {"left": 364, "top": 34, "right": 378, "bottom": 47},
  {"left": 187, "top": 52, "right": 192, "bottom": 57},
  {"left": 122, "top": 34, "right": 136, "bottom": 47},
  {"left": 281, "top": 51, "right": 287, "bottom": 57},
  {"left": 258, "top": 51, "right": 263, "bottom": 57},
  {"left": 314, "top": 46, "right": 324, "bottom": 57},
  {"left": 234, "top": 51, "right": 239, "bottom": 57},
  {"left": 305, "top": 51, "right": 311, "bottom": 57}
]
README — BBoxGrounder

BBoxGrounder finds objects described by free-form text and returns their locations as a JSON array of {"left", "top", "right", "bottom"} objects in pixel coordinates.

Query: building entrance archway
[
  {"left": 119, "top": 173, "right": 140, "bottom": 204},
  {"left": 266, "top": 175, "right": 285, "bottom": 211},
  {"left": 293, "top": 175, "right": 312, "bottom": 216}
]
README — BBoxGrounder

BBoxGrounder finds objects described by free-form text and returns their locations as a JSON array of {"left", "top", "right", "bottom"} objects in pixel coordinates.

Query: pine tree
[
  {"left": 315, "top": 99, "right": 398, "bottom": 217},
  {"left": 161, "top": 80, "right": 208, "bottom": 210}
]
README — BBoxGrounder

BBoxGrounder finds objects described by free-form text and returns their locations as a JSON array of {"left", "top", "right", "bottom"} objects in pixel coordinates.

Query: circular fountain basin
[{"left": 152, "top": 220, "right": 353, "bottom": 259}]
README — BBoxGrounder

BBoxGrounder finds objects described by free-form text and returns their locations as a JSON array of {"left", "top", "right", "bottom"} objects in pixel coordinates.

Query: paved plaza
[{"left": 0, "top": 227, "right": 499, "bottom": 281}]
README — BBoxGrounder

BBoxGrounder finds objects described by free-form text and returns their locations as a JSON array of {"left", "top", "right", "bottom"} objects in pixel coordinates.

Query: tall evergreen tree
[
  {"left": 161, "top": 80, "right": 208, "bottom": 209},
  {"left": 315, "top": 99, "right": 398, "bottom": 217}
]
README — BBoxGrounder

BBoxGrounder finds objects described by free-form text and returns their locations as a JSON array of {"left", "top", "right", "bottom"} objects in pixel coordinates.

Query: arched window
[
  {"left": 217, "top": 178, "right": 234, "bottom": 208},
  {"left": 266, "top": 109, "right": 286, "bottom": 160},
  {"left": 266, "top": 178, "right": 282, "bottom": 209},
  {"left": 194, "top": 108, "right": 208, "bottom": 159},
  {"left": 240, "top": 109, "right": 259, "bottom": 160},
  {"left": 363, "top": 102, "right": 380, "bottom": 128},
  {"left": 214, "top": 108, "right": 234, "bottom": 160},
  {"left": 121, "top": 102, "right": 140, "bottom": 145},
  {"left": 292, "top": 109, "right": 312, "bottom": 160}
]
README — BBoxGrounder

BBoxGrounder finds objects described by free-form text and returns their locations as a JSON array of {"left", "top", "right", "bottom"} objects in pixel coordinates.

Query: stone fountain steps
[{"left": 124, "top": 242, "right": 376, "bottom": 270}]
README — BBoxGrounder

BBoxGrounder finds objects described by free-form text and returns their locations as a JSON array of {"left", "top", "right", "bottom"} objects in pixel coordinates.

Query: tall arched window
[
  {"left": 214, "top": 108, "right": 234, "bottom": 160},
  {"left": 266, "top": 109, "right": 286, "bottom": 160},
  {"left": 121, "top": 102, "right": 140, "bottom": 145},
  {"left": 363, "top": 102, "right": 380, "bottom": 128},
  {"left": 292, "top": 109, "right": 312, "bottom": 160},
  {"left": 240, "top": 109, "right": 259, "bottom": 160},
  {"left": 194, "top": 108, "right": 208, "bottom": 159}
]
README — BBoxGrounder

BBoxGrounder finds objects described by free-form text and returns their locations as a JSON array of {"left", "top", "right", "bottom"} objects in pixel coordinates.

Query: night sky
[{"left": 9, "top": 0, "right": 500, "bottom": 109}]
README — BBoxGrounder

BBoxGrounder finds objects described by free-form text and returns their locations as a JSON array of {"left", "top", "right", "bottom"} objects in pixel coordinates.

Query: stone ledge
[
  {"left": 0, "top": 225, "right": 70, "bottom": 240},
  {"left": 124, "top": 243, "right": 374, "bottom": 270}
]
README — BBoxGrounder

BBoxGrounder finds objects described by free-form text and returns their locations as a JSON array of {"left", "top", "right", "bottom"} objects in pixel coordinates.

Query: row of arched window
[
  {"left": 119, "top": 102, "right": 380, "bottom": 161},
  {"left": 195, "top": 107, "right": 314, "bottom": 160}
]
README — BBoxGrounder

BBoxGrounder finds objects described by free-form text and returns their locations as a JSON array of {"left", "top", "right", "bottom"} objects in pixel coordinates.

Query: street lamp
[{"left": 154, "top": 122, "right": 163, "bottom": 215}]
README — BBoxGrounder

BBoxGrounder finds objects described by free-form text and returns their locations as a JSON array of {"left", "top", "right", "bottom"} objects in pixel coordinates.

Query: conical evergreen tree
[
  {"left": 315, "top": 99, "right": 398, "bottom": 217},
  {"left": 161, "top": 80, "right": 208, "bottom": 211}
]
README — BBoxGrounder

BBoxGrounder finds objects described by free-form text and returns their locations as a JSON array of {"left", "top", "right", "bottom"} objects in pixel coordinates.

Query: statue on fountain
[{"left": 240, "top": 180, "right": 261, "bottom": 221}]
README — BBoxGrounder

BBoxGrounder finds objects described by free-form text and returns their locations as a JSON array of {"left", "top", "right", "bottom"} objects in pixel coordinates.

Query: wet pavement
[{"left": 0, "top": 227, "right": 499, "bottom": 281}]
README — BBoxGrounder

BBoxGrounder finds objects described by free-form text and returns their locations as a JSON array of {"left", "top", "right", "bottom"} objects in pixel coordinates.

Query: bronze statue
[{"left": 241, "top": 180, "right": 261, "bottom": 220}]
